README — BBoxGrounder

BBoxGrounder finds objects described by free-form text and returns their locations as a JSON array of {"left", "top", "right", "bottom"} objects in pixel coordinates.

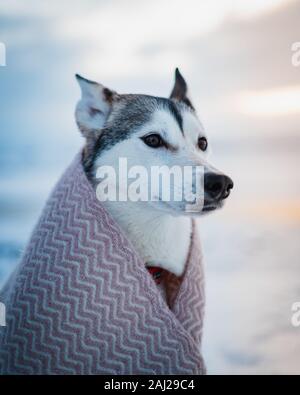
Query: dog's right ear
[
  {"left": 75, "top": 74, "right": 117, "bottom": 139},
  {"left": 170, "top": 68, "right": 195, "bottom": 110}
]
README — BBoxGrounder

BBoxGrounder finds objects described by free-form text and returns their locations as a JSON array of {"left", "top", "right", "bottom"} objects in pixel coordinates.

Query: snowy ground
[{"left": 201, "top": 217, "right": 300, "bottom": 374}]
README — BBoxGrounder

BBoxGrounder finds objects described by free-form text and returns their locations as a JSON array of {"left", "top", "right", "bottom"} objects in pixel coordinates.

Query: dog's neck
[{"left": 99, "top": 200, "right": 192, "bottom": 276}]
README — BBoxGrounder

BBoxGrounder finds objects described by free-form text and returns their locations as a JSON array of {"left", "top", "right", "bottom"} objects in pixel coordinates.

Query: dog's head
[{"left": 75, "top": 69, "right": 233, "bottom": 215}]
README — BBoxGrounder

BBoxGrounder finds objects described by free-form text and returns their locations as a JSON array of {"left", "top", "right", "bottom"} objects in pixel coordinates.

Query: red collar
[{"left": 147, "top": 266, "right": 163, "bottom": 284}]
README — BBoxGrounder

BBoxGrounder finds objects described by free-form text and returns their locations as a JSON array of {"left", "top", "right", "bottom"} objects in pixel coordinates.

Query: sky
[{"left": 0, "top": 0, "right": 299, "bottom": 155}]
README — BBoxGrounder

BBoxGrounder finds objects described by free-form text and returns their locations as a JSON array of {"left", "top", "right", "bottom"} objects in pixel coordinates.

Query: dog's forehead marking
[
  {"left": 95, "top": 94, "right": 188, "bottom": 155},
  {"left": 145, "top": 107, "right": 184, "bottom": 146},
  {"left": 182, "top": 110, "right": 205, "bottom": 143},
  {"left": 141, "top": 97, "right": 184, "bottom": 134},
  {"left": 91, "top": 94, "right": 207, "bottom": 176},
  {"left": 148, "top": 106, "right": 204, "bottom": 149}
]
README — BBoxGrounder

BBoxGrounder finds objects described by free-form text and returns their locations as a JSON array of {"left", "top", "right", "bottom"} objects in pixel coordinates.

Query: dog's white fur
[
  {"left": 76, "top": 73, "right": 223, "bottom": 277},
  {"left": 93, "top": 109, "right": 212, "bottom": 276}
]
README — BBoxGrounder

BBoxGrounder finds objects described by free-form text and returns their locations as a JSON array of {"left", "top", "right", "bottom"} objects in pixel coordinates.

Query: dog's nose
[{"left": 205, "top": 173, "right": 234, "bottom": 200}]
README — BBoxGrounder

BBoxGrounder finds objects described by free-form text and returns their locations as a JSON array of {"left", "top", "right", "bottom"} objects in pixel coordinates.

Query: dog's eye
[
  {"left": 141, "top": 134, "right": 164, "bottom": 148},
  {"left": 198, "top": 137, "right": 208, "bottom": 151}
]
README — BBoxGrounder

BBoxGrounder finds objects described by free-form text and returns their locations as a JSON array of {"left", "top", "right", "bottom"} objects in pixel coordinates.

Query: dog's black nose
[{"left": 205, "top": 173, "right": 234, "bottom": 200}]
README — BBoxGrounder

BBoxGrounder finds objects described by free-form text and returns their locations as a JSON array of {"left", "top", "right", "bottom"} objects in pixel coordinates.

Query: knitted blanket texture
[{"left": 0, "top": 152, "right": 206, "bottom": 374}]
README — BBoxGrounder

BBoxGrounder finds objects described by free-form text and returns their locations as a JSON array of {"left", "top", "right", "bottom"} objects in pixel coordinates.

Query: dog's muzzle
[{"left": 203, "top": 172, "right": 234, "bottom": 211}]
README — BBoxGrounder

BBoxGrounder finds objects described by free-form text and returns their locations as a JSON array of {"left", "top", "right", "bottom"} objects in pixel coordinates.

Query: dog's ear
[
  {"left": 75, "top": 74, "right": 118, "bottom": 139},
  {"left": 170, "top": 68, "right": 194, "bottom": 110}
]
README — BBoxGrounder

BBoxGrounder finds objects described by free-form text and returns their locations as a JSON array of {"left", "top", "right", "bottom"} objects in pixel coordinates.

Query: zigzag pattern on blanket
[{"left": 0, "top": 152, "right": 206, "bottom": 374}]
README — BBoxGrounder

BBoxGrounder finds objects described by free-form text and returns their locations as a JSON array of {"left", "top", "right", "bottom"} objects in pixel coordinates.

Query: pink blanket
[{"left": 0, "top": 151, "right": 206, "bottom": 374}]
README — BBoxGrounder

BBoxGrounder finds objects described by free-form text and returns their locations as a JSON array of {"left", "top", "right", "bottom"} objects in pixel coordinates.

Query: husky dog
[{"left": 75, "top": 69, "right": 233, "bottom": 277}]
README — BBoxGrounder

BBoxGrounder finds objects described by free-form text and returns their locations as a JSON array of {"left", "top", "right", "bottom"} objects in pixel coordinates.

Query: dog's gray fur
[{"left": 83, "top": 94, "right": 193, "bottom": 178}]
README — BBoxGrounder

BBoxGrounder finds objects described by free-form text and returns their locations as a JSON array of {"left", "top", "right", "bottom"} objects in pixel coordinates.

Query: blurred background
[{"left": 1, "top": 0, "right": 300, "bottom": 374}]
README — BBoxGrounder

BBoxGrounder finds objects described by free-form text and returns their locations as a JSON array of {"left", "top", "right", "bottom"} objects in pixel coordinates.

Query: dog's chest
[
  {"left": 101, "top": 201, "right": 192, "bottom": 277},
  {"left": 142, "top": 217, "right": 192, "bottom": 276}
]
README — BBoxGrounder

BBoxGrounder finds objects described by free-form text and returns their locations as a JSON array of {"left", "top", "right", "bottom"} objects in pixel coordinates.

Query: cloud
[
  {"left": 236, "top": 85, "right": 300, "bottom": 116},
  {"left": 1, "top": 0, "right": 299, "bottom": 145}
]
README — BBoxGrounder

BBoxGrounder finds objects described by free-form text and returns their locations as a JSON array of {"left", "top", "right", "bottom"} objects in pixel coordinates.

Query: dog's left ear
[
  {"left": 170, "top": 68, "right": 194, "bottom": 110},
  {"left": 75, "top": 74, "right": 118, "bottom": 140}
]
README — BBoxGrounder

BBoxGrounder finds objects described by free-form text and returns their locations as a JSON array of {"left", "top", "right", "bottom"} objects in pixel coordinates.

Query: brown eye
[
  {"left": 142, "top": 133, "right": 164, "bottom": 148},
  {"left": 198, "top": 137, "right": 208, "bottom": 151}
]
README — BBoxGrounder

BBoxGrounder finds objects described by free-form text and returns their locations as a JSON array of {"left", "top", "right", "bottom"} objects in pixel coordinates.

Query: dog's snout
[
  {"left": 223, "top": 175, "right": 234, "bottom": 199},
  {"left": 205, "top": 173, "right": 234, "bottom": 200}
]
